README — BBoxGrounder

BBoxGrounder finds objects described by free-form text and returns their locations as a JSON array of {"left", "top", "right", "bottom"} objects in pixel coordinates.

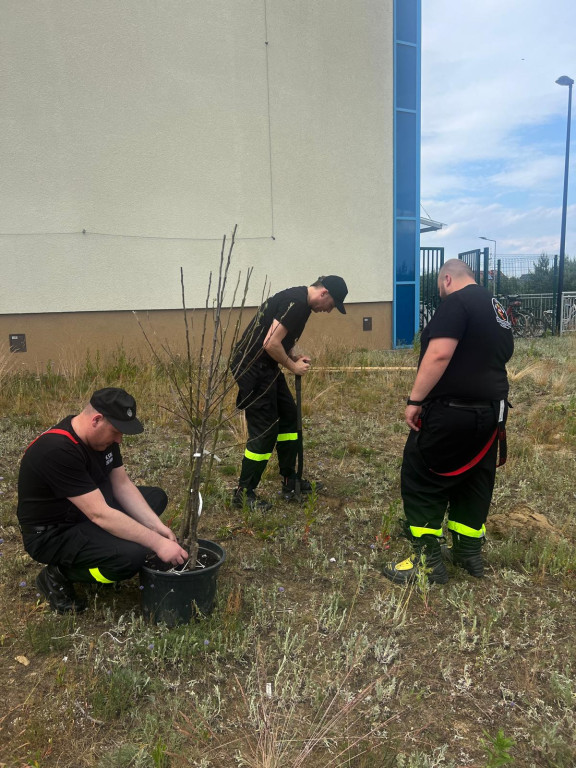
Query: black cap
[
  {"left": 319, "top": 275, "right": 348, "bottom": 314},
  {"left": 90, "top": 387, "right": 144, "bottom": 435}
]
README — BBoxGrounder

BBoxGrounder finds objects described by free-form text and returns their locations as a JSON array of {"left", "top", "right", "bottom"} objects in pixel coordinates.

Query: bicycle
[
  {"left": 501, "top": 296, "right": 528, "bottom": 337},
  {"left": 543, "top": 299, "right": 576, "bottom": 333},
  {"left": 521, "top": 307, "right": 546, "bottom": 337}
]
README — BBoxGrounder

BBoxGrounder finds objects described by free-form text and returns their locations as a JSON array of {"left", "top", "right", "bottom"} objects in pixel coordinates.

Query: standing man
[
  {"left": 231, "top": 275, "right": 348, "bottom": 510},
  {"left": 17, "top": 387, "right": 188, "bottom": 613},
  {"left": 383, "top": 259, "right": 513, "bottom": 584}
]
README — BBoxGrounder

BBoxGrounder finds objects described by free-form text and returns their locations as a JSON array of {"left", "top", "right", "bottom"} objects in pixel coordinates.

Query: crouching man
[{"left": 17, "top": 387, "right": 188, "bottom": 613}]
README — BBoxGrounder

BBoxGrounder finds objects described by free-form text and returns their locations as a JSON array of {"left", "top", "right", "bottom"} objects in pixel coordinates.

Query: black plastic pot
[{"left": 139, "top": 539, "right": 226, "bottom": 627}]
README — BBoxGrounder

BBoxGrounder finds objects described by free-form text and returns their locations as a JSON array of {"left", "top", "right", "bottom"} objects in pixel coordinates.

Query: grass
[{"left": 0, "top": 336, "right": 575, "bottom": 767}]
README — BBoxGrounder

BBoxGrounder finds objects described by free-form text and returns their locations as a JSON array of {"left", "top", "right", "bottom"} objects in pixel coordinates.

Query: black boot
[
  {"left": 36, "top": 565, "right": 87, "bottom": 613},
  {"left": 444, "top": 533, "right": 485, "bottom": 578},
  {"left": 281, "top": 475, "right": 324, "bottom": 500},
  {"left": 232, "top": 487, "right": 272, "bottom": 512},
  {"left": 382, "top": 534, "right": 449, "bottom": 585}
]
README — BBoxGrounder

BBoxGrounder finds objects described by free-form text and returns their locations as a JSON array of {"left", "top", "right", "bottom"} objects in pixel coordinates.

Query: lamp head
[{"left": 556, "top": 76, "right": 574, "bottom": 87}]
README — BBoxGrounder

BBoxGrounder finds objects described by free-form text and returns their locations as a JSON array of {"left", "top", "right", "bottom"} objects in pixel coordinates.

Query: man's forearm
[
  {"left": 111, "top": 480, "right": 162, "bottom": 529},
  {"left": 264, "top": 336, "right": 296, "bottom": 371},
  {"left": 69, "top": 489, "right": 166, "bottom": 549}
]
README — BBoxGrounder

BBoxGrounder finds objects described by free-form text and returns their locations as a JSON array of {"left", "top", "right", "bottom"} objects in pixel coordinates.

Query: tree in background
[{"left": 498, "top": 254, "right": 576, "bottom": 296}]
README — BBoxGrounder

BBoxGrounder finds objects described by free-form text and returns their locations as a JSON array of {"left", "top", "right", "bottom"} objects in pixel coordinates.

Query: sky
[{"left": 420, "top": 0, "right": 576, "bottom": 264}]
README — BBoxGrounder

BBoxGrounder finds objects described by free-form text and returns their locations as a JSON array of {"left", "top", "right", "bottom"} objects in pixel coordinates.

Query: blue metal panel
[
  {"left": 396, "top": 112, "right": 417, "bottom": 216},
  {"left": 396, "top": 283, "right": 417, "bottom": 347},
  {"left": 396, "top": 0, "right": 417, "bottom": 43},
  {"left": 393, "top": 0, "right": 420, "bottom": 348},
  {"left": 396, "top": 219, "right": 416, "bottom": 281},
  {"left": 396, "top": 44, "right": 417, "bottom": 111}
]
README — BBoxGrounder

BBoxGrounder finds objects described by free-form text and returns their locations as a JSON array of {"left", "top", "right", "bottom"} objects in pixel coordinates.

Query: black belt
[
  {"left": 444, "top": 399, "right": 494, "bottom": 408},
  {"left": 19, "top": 524, "right": 61, "bottom": 534}
]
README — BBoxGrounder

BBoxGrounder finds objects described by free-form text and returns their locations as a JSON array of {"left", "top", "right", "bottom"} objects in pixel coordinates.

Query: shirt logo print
[{"left": 493, "top": 298, "right": 511, "bottom": 330}]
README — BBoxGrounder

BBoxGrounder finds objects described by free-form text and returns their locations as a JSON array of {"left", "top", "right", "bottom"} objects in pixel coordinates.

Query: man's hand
[
  {"left": 154, "top": 538, "right": 189, "bottom": 566},
  {"left": 405, "top": 404, "right": 423, "bottom": 431},
  {"left": 293, "top": 356, "right": 311, "bottom": 375},
  {"left": 156, "top": 521, "right": 178, "bottom": 543}
]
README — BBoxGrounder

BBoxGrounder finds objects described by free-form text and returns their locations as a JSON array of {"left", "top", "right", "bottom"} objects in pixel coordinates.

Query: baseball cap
[
  {"left": 90, "top": 387, "right": 144, "bottom": 435},
  {"left": 319, "top": 275, "right": 348, "bottom": 314}
]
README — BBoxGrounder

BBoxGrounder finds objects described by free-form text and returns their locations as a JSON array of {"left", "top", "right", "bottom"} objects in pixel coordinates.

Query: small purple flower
[
  {"left": 0, "top": 538, "right": 4, "bottom": 544},
  {"left": 139, "top": 585, "right": 144, "bottom": 590},
  {"left": 204, "top": 639, "right": 210, "bottom": 646},
  {"left": 148, "top": 643, "right": 154, "bottom": 650},
  {"left": 278, "top": 586, "right": 285, "bottom": 593},
  {"left": 19, "top": 581, "right": 27, "bottom": 587}
]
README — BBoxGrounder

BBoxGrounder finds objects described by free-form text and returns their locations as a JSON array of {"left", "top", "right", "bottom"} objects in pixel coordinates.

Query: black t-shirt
[
  {"left": 232, "top": 286, "right": 311, "bottom": 371},
  {"left": 421, "top": 284, "right": 514, "bottom": 400},
  {"left": 17, "top": 415, "right": 123, "bottom": 526}
]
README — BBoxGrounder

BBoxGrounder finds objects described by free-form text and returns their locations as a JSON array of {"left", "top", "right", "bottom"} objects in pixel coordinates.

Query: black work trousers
[
  {"left": 401, "top": 399, "right": 503, "bottom": 539},
  {"left": 235, "top": 363, "right": 299, "bottom": 491},
  {"left": 22, "top": 486, "right": 167, "bottom": 584}
]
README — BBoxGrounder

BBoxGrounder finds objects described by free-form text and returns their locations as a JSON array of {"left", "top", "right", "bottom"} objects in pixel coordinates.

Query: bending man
[{"left": 231, "top": 275, "right": 348, "bottom": 510}]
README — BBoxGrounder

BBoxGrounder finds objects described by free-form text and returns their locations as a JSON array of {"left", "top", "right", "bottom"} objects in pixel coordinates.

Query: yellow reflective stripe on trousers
[
  {"left": 410, "top": 525, "right": 443, "bottom": 538},
  {"left": 277, "top": 433, "right": 298, "bottom": 442},
  {"left": 89, "top": 567, "right": 115, "bottom": 584},
  {"left": 447, "top": 521, "right": 486, "bottom": 538},
  {"left": 244, "top": 449, "right": 272, "bottom": 461}
]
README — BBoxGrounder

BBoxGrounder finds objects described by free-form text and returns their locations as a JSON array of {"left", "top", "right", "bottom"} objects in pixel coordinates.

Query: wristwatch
[{"left": 406, "top": 398, "right": 424, "bottom": 406}]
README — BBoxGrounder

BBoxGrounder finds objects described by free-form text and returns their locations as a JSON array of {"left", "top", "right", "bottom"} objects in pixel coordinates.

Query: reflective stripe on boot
[{"left": 382, "top": 534, "right": 449, "bottom": 585}]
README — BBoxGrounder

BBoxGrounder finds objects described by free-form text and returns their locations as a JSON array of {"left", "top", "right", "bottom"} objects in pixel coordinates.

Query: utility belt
[{"left": 441, "top": 398, "right": 494, "bottom": 409}]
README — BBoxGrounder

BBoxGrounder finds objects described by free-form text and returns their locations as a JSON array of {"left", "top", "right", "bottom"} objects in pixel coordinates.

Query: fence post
[
  {"left": 482, "top": 247, "right": 490, "bottom": 290},
  {"left": 496, "top": 259, "right": 501, "bottom": 296},
  {"left": 552, "top": 255, "right": 558, "bottom": 329}
]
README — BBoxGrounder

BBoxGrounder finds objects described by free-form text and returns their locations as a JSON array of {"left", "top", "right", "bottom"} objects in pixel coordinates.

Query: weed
[
  {"left": 90, "top": 666, "right": 152, "bottom": 720},
  {"left": 25, "top": 613, "right": 78, "bottom": 654},
  {"left": 481, "top": 729, "right": 515, "bottom": 766}
]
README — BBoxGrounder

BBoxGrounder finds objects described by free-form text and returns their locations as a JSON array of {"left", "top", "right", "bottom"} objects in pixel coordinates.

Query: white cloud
[{"left": 421, "top": 0, "right": 576, "bottom": 261}]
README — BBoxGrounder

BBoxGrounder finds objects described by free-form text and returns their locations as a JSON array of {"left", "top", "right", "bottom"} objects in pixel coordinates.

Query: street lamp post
[
  {"left": 479, "top": 236, "right": 496, "bottom": 287},
  {"left": 555, "top": 75, "right": 574, "bottom": 334}
]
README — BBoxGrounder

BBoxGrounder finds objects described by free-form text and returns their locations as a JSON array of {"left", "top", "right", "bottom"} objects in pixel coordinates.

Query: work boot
[
  {"left": 382, "top": 534, "right": 449, "bottom": 585},
  {"left": 443, "top": 532, "right": 485, "bottom": 578},
  {"left": 232, "top": 487, "right": 272, "bottom": 512},
  {"left": 36, "top": 565, "right": 87, "bottom": 613},
  {"left": 281, "top": 475, "right": 324, "bottom": 500}
]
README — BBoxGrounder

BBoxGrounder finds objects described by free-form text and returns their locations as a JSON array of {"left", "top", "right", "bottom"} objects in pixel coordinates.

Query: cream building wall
[{"left": 0, "top": 0, "right": 395, "bottom": 368}]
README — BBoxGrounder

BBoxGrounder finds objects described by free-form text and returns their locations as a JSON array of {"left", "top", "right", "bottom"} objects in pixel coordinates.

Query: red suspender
[
  {"left": 26, "top": 428, "right": 79, "bottom": 451},
  {"left": 431, "top": 428, "right": 498, "bottom": 477}
]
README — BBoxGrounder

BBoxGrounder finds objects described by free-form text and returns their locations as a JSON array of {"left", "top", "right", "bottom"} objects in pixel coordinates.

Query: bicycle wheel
[
  {"left": 512, "top": 314, "right": 528, "bottom": 337},
  {"left": 530, "top": 317, "right": 546, "bottom": 337}
]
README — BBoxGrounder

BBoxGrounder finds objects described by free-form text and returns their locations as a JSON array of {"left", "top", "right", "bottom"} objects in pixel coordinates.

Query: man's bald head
[
  {"left": 438, "top": 259, "right": 476, "bottom": 298},
  {"left": 438, "top": 259, "right": 475, "bottom": 281}
]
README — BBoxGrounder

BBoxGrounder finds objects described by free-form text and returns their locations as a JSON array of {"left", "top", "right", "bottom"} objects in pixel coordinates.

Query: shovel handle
[
  {"left": 295, "top": 374, "right": 302, "bottom": 431},
  {"left": 295, "top": 375, "right": 303, "bottom": 486}
]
